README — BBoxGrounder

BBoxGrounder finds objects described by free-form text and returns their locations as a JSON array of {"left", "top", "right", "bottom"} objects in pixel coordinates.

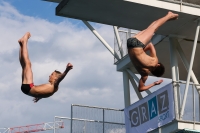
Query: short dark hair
[
  {"left": 151, "top": 63, "right": 165, "bottom": 77},
  {"left": 54, "top": 70, "right": 62, "bottom": 78},
  {"left": 54, "top": 70, "right": 61, "bottom": 74}
]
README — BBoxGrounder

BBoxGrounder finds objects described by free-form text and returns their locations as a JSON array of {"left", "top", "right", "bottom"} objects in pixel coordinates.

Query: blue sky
[
  {"left": 0, "top": 0, "right": 194, "bottom": 132},
  {"left": 9, "top": 0, "right": 84, "bottom": 25},
  {"left": 9, "top": 0, "right": 64, "bottom": 23},
  {"left": 0, "top": 0, "right": 168, "bottom": 128},
  {"left": 0, "top": 0, "right": 126, "bottom": 129}
]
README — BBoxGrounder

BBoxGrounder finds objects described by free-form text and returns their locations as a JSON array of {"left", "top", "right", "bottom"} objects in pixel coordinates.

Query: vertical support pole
[
  {"left": 103, "top": 109, "right": 105, "bottom": 133},
  {"left": 170, "top": 38, "right": 182, "bottom": 112},
  {"left": 126, "top": 30, "right": 131, "bottom": 54},
  {"left": 123, "top": 71, "right": 131, "bottom": 107},
  {"left": 128, "top": 74, "right": 143, "bottom": 100},
  {"left": 54, "top": 116, "right": 56, "bottom": 133},
  {"left": 128, "top": 29, "right": 131, "bottom": 38},
  {"left": 159, "top": 127, "right": 161, "bottom": 133},
  {"left": 180, "top": 21, "right": 200, "bottom": 119},
  {"left": 193, "top": 84, "right": 196, "bottom": 129},
  {"left": 180, "top": 0, "right": 183, "bottom": 11},
  {"left": 113, "top": 26, "right": 123, "bottom": 58},
  {"left": 169, "top": 37, "right": 180, "bottom": 120},
  {"left": 199, "top": 97, "right": 200, "bottom": 122},
  {"left": 70, "top": 104, "right": 73, "bottom": 133},
  {"left": 82, "top": 20, "right": 120, "bottom": 60}
]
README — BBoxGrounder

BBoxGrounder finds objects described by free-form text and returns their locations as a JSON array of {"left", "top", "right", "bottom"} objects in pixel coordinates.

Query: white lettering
[
  {"left": 141, "top": 107, "right": 147, "bottom": 121},
  {"left": 151, "top": 102, "right": 157, "bottom": 117},
  {"left": 161, "top": 95, "right": 167, "bottom": 111},
  {"left": 131, "top": 111, "right": 139, "bottom": 125}
]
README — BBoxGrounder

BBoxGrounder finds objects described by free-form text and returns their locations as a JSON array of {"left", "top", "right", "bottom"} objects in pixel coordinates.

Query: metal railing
[
  {"left": 172, "top": 81, "right": 200, "bottom": 126},
  {"left": 54, "top": 104, "right": 125, "bottom": 133},
  {"left": 160, "top": 0, "right": 200, "bottom": 9},
  {"left": 114, "top": 28, "right": 138, "bottom": 63},
  {"left": 160, "top": 0, "right": 200, "bottom": 5}
]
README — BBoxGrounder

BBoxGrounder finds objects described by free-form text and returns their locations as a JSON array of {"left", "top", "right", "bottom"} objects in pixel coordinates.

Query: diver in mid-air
[
  {"left": 127, "top": 11, "right": 178, "bottom": 92},
  {"left": 18, "top": 32, "right": 73, "bottom": 103}
]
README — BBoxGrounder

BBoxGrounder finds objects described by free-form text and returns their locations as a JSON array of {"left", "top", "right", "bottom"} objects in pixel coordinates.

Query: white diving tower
[{"left": 44, "top": 0, "right": 200, "bottom": 132}]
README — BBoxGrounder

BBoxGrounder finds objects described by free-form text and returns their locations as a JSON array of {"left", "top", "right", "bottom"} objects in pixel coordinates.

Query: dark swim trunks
[
  {"left": 21, "top": 83, "right": 34, "bottom": 94},
  {"left": 127, "top": 38, "right": 146, "bottom": 49}
]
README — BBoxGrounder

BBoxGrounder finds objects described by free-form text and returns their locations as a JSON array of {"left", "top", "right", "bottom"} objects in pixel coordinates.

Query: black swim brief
[
  {"left": 21, "top": 83, "right": 34, "bottom": 94},
  {"left": 127, "top": 38, "right": 146, "bottom": 49}
]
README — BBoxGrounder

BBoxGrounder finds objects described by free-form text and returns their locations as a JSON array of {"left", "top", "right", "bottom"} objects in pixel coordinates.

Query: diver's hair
[
  {"left": 151, "top": 63, "right": 165, "bottom": 77},
  {"left": 54, "top": 70, "right": 62, "bottom": 77}
]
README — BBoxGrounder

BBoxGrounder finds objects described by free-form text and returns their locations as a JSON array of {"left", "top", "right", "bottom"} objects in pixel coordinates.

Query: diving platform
[
  {"left": 43, "top": 0, "right": 200, "bottom": 132},
  {"left": 47, "top": 0, "right": 200, "bottom": 82},
  {"left": 55, "top": 0, "right": 200, "bottom": 38}
]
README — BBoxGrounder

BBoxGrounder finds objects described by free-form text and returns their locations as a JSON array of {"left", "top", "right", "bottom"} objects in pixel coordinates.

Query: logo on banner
[{"left": 129, "top": 90, "right": 169, "bottom": 127}]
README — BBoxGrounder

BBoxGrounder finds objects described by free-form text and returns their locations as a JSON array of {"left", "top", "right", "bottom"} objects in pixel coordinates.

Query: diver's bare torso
[{"left": 128, "top": 47, "right": 158, "bottom": 76}]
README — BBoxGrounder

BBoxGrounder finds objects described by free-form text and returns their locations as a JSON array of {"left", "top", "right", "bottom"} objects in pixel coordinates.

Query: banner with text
[{"left": 124, "top": 83, "right": 175, "bottom": 133}]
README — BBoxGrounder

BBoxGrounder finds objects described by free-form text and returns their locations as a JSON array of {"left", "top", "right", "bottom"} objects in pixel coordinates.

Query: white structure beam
[
  {"left": 169, "top": 37, "right": 181, "bottom": 119},
  {"left": 180, "top": 20, "right": 200, "bottom": 119},
  {"left": 123, "top": 71, "right": 131, "bottom": 107},
  {"left": 128, "top": 74, "right": 143, "bottom": 100},
  {"left": 113, "top": 26, "right": 123, "bottom": 57},
  {"left": 126, "top": 69, "right": 151, "bottom": 95},
  {"left": 175, "top": 39, "right": 200, "bottom": 90},
  {"left": 82, "top": 21, "right": 120, "bottom": 60}
]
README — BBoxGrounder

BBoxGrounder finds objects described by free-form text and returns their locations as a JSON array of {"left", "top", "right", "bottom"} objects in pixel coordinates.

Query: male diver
[
  {"left": 127, "top": 11, "right": 178, "bottom": 92},
  {"left": 18, "top": 32, "right": 73, "bottom": 102}
]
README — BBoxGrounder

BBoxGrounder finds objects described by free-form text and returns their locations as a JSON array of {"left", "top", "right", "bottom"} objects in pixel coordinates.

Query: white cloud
[
  {"left": 0, "top": 1, "right": 126, "bottom": 128},
  {"left": 0, "top": 1, "right": 179, "bottom": 130}
]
